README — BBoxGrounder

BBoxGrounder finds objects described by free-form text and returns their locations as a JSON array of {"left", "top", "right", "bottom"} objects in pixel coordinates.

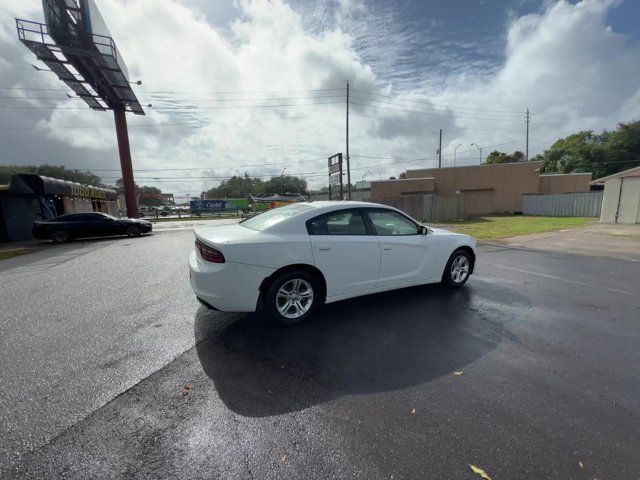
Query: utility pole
[
  {"left": 346, "top": 81, "right": 351, "bottom": 199},
  {"left": 525, "top": 108, "right": 530, "bottom": 161},
  {"left": 438, "top": 128, "right": 442, "bottom": 168}
]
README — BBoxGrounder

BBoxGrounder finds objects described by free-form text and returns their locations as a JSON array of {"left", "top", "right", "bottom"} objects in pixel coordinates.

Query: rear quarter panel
[{"left": 222, "top": 232, "right": 314, "bottom": 269}]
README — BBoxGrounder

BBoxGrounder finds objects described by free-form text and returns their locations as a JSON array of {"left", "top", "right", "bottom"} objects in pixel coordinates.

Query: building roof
[
  {"left": 539, "top": 172, "right": 592, "bottom": 177},
  {"left": 371, "top": 177, "right": 434, "bottom": 183},
  {"left": 407, "top": 160, "right": 542, "bottom": 174},
  {"left": 590, "top": 165, "right": 640, "bottom": 185}
]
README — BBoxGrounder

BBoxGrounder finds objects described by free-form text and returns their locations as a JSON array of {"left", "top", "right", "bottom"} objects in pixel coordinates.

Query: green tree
[
  {"left": 484, "top": 151, "right": 526, "bottom": 164},
  {"left": 261, "top": 175, "right": 308, "bottom": 195},
  {"left": 205, "top": 173, "right": 264, "bottom": 198},
  {"left": 537, "top": 121, "right": 640, "bottom": 178},
  {"left": 0, "top": 164, "right": 104, "bottom": 186}
]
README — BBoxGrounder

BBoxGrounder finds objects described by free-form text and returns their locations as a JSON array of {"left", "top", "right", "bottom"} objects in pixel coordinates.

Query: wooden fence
[{"left": 374, "top": 194, "right": 467, "bottom": 222}]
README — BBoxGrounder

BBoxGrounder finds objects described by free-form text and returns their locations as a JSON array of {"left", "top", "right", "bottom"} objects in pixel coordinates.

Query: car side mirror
[{"left": 420, "top": 225, "right": 428, "bottom": 235}]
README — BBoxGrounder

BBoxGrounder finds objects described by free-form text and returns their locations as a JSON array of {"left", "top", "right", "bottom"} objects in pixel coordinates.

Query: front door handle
[
  {"left": 383, "top": 246, "right": 392, "bottom": 251},
  {"left": 317, "top": 246, "right": 331, "bottom": 251}
]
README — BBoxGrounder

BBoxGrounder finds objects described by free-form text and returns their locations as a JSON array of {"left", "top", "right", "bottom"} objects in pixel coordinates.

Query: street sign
[{"left": 328, "top": 153, "right": 343, "bottom": 200}]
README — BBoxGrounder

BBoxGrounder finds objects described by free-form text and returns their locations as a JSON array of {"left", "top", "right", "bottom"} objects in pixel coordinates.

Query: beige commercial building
[
  {"left": 370, "top": 161, "right": 592, "bottom": 215},
  {"left": 591, "top": 166, "right": 640, "bottom": 224}
]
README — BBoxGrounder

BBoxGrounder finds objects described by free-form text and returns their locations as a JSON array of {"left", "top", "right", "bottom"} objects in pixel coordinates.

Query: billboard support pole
[{"left": 114, "top": 109, "right": 138, "bottom": 218}]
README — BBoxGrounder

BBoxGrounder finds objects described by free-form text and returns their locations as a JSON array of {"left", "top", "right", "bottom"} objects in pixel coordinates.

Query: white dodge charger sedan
[{"left": 189, "top": 201, "right": 476, "bottom": 324}]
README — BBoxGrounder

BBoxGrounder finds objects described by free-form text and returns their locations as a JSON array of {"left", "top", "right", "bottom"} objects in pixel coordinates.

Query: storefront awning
[{"left": 9, "top": 174, "right": 117, "bottom": 200}]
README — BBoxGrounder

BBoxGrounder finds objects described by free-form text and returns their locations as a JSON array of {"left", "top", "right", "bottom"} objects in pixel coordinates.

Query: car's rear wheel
[
  {"left": 126, "top": 225, "right": 142, "bottom": 237},
  {"left": 52, "top": 230, "right": 70, "bottom": 243},
  {"left": 441, "top": 249, "right": 472, "bottom": 288},
  {"left": 264, "top": 271, "right": 320, "bottom": 325}
]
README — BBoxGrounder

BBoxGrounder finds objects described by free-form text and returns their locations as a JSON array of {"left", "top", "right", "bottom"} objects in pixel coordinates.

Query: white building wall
[{"left": 600, "top": 177, "right": 640, "bottom": 224}]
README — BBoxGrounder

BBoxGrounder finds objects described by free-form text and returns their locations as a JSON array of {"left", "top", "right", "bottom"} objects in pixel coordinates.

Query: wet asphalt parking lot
[{"left": 0, "top": 227, "right": 639, "bottom": 479}]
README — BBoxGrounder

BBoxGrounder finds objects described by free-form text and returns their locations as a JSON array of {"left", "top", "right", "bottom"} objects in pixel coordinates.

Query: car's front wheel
[
  {"left": 264, "top": 271, "right": 320, "bottom": 325},
  {"left": 441, "top": 249, "right": 472, "bottom": 288},
  {"left": 126, "top": 225, "right": 142, "bottom": 237}
]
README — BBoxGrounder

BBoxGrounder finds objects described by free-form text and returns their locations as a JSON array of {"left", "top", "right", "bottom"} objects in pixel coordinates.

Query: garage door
[{"left": 618, "top": 177, "right": 640, "bottom": 224}]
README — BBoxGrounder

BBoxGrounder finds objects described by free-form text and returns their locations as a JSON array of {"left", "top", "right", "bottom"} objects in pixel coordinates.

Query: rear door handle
[
  {"left": 383, "top": 246, "right": 392, "bottom": 250},
  {"left": 317, "top": 246, "right": 331, "bottom": 251}
]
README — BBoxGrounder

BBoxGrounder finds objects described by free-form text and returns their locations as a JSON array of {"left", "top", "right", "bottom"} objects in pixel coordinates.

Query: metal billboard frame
[{"left": 16, "top": 0, "right": 146, "bottom": 217}]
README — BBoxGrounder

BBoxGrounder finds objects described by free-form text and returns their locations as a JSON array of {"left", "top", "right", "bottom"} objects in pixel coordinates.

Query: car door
[
  {"left": 363, "top": 208, "right": 438, "bottom": 288},
  {"left": 80, "top": 213, "right": 108, "bottom": 237},
  {"left": 63, "top": 214, "right": 91, "bottom": 238},
  {"left": 307, "top": 208, "right": 381, "bottom": 297}
]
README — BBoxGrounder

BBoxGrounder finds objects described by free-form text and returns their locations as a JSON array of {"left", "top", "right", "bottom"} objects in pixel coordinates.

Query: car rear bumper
[{"left": 188, "top": 251, "right": 274, "bottom": 312}]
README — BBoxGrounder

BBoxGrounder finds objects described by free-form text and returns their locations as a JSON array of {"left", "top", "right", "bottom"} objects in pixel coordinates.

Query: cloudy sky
[{"left": 1, "top": 0, "right": 639, "bottom": 197}]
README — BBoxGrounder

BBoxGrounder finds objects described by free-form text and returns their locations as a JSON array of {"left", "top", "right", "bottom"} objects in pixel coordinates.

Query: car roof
[{"left": 303, "top": 200, "right": 387, "bottom": 210}]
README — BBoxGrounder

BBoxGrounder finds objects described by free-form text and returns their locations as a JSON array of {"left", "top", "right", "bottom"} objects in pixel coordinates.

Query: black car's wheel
[
  {"left": 126, "top": 225, "right": 142, "bottom": 237},
  {"left": 441, "top": 249, "right": 472, "bottom": 288},
  {"left": 51, "top": 230, "right": 70, "bottom": 243},
  {"left": 263, "top": 270, "right": 320, "bottom": 325}
]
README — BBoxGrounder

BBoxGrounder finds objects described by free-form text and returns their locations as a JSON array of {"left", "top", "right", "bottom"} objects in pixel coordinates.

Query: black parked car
[{"left": 33, "top": 212, "right": 152, "bottom": 243}]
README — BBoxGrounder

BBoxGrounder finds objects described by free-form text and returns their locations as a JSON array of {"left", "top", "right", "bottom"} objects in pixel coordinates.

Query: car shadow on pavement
[{"left": 195, "top": 282, "right": 524, "bottom": 417}]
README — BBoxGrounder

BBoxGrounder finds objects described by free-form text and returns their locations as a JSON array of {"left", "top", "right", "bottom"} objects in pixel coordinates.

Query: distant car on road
[
  {"left": 139, "top": 205, "right": 171, "bottom": 217},
  {"left": 33, "top": 212, "right": 152, "bottom": 243},
  {"left": 189, "top": 201, "right": 476, "bottom": 325}
]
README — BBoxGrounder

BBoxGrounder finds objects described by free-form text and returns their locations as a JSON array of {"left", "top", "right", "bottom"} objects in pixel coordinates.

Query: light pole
[
  {"left": 280, "top": 167, "right": 286, "bottom": 194},
  {"left": 471, "top": 143, "right": 482, "bottom": 164},
  {"left": 453, "top": 143, "right": 462, "bottom": 168}
]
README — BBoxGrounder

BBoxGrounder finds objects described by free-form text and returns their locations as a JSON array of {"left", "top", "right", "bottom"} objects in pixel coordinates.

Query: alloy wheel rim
[
  {"left": 451, "top": 255, "right": 469, "bottom": 283},
  {"left": 276, "top": 278, "right": 314, "bottom": 319}
]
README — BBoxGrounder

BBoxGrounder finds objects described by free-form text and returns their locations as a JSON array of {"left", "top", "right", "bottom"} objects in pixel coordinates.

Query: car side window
[
  {"left": 365, "top": 209, "right": 420, "bottom": 235},
  {"left": 306, "top": 209, "right": 369, "bottom": 235}
]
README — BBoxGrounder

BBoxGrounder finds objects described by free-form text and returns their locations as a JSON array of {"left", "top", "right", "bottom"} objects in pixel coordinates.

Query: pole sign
[{"left": 328, "top": 153, "right": 343, "bottom": 200}]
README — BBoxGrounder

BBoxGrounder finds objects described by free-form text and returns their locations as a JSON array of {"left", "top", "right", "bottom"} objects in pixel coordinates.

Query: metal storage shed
[{"left": 591, "top": 166, "right": 640, "bottom": 224}]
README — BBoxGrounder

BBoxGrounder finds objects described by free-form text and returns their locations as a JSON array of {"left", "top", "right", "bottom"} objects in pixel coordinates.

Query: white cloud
[
  {"left": 435, "top": 0, "right": 640, "bottom": 161},
  {"left": 0, "top": 0, "right": 639, "bottom": 194}
]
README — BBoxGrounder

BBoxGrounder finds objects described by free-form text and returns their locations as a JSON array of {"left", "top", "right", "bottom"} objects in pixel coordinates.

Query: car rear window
[{"left": 240, "top": 203, "right": 314, "bottom": 231}]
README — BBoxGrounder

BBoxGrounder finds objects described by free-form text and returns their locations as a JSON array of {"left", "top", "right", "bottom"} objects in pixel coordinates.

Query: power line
[
  {"left": 0, "top": 86, "right": 344, "bottom": 94},
  {"left": 350, "top": 94, "right": 523, "bottom": 119},
  {"left": 90, "top": 158, "right": 331, "bottom": 172},
  {"left": 0, "top": 100, "right": 344, "bottom": 111},
  {"left": 350, "top": 88, "right": 525, "bottom": 114},
  {"left": 0, "top": 114, "right": 335, "bottom": 130},
  {"left": 349, "top": 101, "right": 525, "bottom": 122},
  {"left": 0, "top": 94, "right": 345, "bottom": 103}
]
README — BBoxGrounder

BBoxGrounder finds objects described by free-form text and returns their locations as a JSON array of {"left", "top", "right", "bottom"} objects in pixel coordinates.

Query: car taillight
[{"left": 195, "top": 239, "right": 225, "bottom": 263}]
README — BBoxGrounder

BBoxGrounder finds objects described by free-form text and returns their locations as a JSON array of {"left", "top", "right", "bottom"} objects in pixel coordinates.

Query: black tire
[
  {"left": 126, "top": 225, "right": 142, "bottom": 237},
  {"left": 51, "top": 230, "right": 70, "bottom": 243},
  {"left": 441, "top": 249, "right": 472, "bottom": 288},
  {"left": 263, "top": 270, "right": 321, "bottom": 325}
]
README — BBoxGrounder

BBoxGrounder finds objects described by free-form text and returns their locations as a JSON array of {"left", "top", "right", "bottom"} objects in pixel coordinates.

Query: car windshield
[{"left": 240, "top": 203, "right": 313, "bottom": 231}]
